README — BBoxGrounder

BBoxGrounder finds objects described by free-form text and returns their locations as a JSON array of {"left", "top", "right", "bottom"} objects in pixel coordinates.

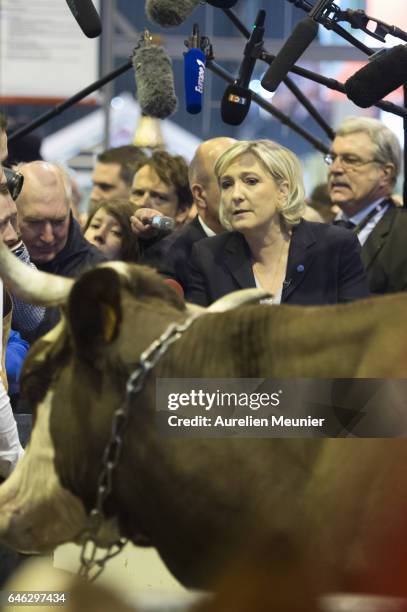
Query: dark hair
[
  {"left": 97, "top": 146, "right": 148, "bottom": 186},
  {"left": 140, "top": 149, "right": 193, "bottom": 211},
  {"left": 84, "top": 199, "right": 139, "bottom": 262}
]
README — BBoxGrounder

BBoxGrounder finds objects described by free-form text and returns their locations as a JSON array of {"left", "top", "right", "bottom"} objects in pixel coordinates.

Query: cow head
[{"left": 0, "top": 240, "right": 268, "bottom": 554}]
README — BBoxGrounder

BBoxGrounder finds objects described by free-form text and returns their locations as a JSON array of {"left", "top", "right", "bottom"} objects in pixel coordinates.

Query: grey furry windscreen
[{"left": 132, "top": 44, "right": 178, "bottom": 119}]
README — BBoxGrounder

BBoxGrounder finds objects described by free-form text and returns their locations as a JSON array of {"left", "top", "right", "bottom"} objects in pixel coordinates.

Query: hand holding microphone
[{"left": 131, "top": 208, "right": 175, "bottom": 238}]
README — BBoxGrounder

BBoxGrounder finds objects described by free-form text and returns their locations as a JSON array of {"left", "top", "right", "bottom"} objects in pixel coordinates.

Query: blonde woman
[{"left": 185, "top": 139, "right": 369, "bottom": 306}]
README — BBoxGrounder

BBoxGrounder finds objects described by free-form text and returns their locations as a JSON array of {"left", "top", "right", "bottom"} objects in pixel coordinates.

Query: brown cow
[{"left": 0, "top": 239, "right": 407, "bottom": 597}]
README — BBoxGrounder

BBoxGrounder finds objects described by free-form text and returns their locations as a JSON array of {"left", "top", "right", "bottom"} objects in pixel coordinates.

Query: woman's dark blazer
[{"left": 185, "top": 220, "right": 370, "bottom": 306}]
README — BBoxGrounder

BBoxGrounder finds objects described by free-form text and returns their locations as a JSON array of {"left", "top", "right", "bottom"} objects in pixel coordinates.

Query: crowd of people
[{"left": 0, "top": 111, "right": 406, "bottom": 581}]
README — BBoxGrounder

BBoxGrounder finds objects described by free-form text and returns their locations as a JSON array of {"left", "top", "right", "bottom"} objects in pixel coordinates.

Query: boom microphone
[
  {"left": 345, "top": 45, "right": 407, "bottom": 108},
  {"left": 221, "top": 9, "right": 266, "bottom": 126},
  {"left": 206, "top": 1, "right": 239, "bottom": 6},
  {"left": 146, "top": 0, "right": 200, "bottom": 28},
  {"left": 64, "top": 0, "right": 102, "bottom": 38},
  {"left": 261, "top": 17, "right": 318, "bottom": 92},
  {"left": 132, "top": 32, "right": 178, "bottom": 119},
  {"left": 184, "top": 24, "right": 206, "bottom": 114}
]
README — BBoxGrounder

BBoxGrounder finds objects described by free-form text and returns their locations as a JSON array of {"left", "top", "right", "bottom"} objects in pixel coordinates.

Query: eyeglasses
[
  {"left": 3, "top": 167, "right": 24, "bottom": 200},
  {"left": 324, "top": 153, "right": 381, "bottom": 170}
]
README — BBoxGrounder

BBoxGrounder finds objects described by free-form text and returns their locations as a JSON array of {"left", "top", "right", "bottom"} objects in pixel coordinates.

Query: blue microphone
[{"left": 184, "top": 24, "right": 206, "bottom": 114}]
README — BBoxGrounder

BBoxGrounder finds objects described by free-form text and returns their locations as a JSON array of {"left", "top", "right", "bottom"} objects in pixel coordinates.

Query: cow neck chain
[{"left": 78, "top": 311, "right": 200, "bottom": 582}]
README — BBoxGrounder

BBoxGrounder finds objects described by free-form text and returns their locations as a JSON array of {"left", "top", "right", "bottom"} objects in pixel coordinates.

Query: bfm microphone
[
  {"left": 64, "top": 0, "right": 102, "bottom": 38},
  {"left": 261, "top": 16, "right": 318, "bottom": 92},
  {"left": 132, "top": 31, "right": 178, "bottom": 119},
  {"left": 221, "top": 9, "right": 266, "bottom": 126},
  {"left": 144, "top": 215, "right": 176, "bottom": 232},
  {"left": 184, "top": 24, "right": 206, "bottom": 114},
  {"left": 345, "top": 45, "right": 407, "bottom": 108}
]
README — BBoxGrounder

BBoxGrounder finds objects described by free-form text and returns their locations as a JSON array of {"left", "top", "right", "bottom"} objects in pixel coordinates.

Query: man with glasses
[{"left": 326, "top": 116, "right": 406, "bottom": 294}]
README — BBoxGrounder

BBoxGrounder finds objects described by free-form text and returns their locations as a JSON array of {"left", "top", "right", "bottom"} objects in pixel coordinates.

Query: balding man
[
  {"left": 142, "top": 137, "right": 236, "bottom": 290},
  {"left": 188, "top": 137, "right": 236, "bottom": 236},
  {"left": 15, "top": 161, "right": 106, "bottom": 277}
]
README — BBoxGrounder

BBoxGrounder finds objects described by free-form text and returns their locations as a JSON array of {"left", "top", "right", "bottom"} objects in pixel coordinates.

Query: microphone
[
  {"left": 206, "top": 1, "right": 239, "bottom": 6},
  {"left": 64, "top": 0, "right": 102, "bottom": 38},
  {"left": 143, "top": 215, "right": 176, "bottom": 232},
  {"left": 145, "top": 0, "right": 200, "bottom": 28},
  {"left": 345, "top": 45, "right": 407, "bottom": 108},
  {"left": 132, "top": 31, "right": 178, "bottom": 119},
  {"left": 184, "top": 24, "right": 206, "bottom": 114},
  {"left": 221, "top": 9, "right": 266, "bottom": 126},
  {"left": 261, "top": 16, "right": 318, "bottom": 92}
]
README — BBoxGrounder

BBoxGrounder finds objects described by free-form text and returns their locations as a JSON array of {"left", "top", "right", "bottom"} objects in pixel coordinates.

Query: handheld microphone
[
  {"left": 146, "top": 0, "right": 200, "bottom": 28},
  {"left": 64, "top": 0, "right": 102, "bottom": 38},
  {"left": 221, "top": 9, "right": 266, "bottom": 126},
  {"left": 144, "top": 215, "right": 176, "bottom": 232},
  {"left": 184, "top": 24, "right": 206, "bottom": 114},
  {"left": 345, "top": 45, "right": 407, "bottom": 108},
  {"left": 261, "top": 17, "right": 318, "bottom": 92},
  {"left": 132, "top": 31, "right": 178, "bottom": 119}
]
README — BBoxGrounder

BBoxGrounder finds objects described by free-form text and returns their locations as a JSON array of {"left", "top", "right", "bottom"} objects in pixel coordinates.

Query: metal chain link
[{"left": 78, "top": 313, "right": 199, "bottom": 581}]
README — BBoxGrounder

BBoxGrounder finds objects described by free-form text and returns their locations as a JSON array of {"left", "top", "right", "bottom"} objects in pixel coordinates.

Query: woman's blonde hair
[{"left": 214, "top": 139, "right": 306, "bottom": 230}]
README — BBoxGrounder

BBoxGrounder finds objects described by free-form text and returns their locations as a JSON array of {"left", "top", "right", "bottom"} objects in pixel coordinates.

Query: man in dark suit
[
  {"left": 326, "top": 117, "right": 406, "bottom": 294},
  {"left": 139, "top": 137, "right": 235, "bottom": 290}
]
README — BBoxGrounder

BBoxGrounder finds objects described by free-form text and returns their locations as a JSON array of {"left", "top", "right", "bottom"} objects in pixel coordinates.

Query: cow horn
[
  {"left": 208, "top": 288, "right": 272, "bottom": 313},
  {"left": 0, "top": 239, "right": 73, "bottom": 306}
]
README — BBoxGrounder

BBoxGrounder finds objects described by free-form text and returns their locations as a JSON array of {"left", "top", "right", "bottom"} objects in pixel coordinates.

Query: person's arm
[
  {"left": 130, "top": 208, "right": 165, "bottom": 239},
  {"left": 338, "top": 231, "right": 370, "bottom": 303},
  {"left": 184, "top": 243, "right": 210, "bottom": 307},
  {"left": 0, "top": 377, "right": 24, "bottom": 479}
]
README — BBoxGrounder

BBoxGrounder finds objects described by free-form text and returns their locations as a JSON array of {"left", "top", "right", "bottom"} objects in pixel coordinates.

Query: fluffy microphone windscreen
[
  {"left": 345, "top": 45, "right": 407, "bottom": 108},
  {"left": 261, "top": 17, "right": 318, "bottom": 92},
  {"left": 132, "top": 44, "right": 178, "bottom": 119},
  {"left": 145, "top": 0, "right": 200, "bottom": 27}
]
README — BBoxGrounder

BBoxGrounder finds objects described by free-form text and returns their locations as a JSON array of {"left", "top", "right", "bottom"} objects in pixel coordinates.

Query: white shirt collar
[
  {"left": 197, "top": 215, "right": 217, "bottom": 237},
  {"left": 335, "top": 197, "right": 388, "bottom": 224}
]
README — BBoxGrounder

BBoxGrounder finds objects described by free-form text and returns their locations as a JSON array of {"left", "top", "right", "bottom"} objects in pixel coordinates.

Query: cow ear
[{"left": 67, "top": 267, "right": 122, "bottom": 353}]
